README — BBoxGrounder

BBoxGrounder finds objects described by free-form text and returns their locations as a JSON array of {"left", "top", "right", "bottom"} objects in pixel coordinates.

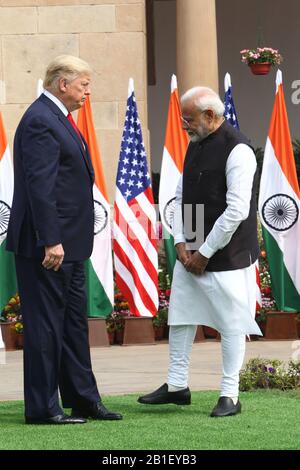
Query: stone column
[{"left": 176, "top": 0, "right": 219, "bottom": 95}]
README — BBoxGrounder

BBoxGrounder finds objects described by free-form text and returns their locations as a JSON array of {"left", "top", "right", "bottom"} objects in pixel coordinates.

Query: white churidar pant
[{"left": 167, "top": 325, "right": 246, "bottom": 397}]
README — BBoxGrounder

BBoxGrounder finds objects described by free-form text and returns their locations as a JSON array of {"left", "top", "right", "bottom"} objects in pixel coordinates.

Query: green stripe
[
  {"left": 262, "top": 227, "right": 300, "bottom": 311},
  {"left": 163, "top": 228, "right": 176, "bottom": 281},
  {"left": 0, "top": 239, "right": 17, "bottom": 311},
  {"left": 84, "top": 259, "right": 113, "bottom": 318}
]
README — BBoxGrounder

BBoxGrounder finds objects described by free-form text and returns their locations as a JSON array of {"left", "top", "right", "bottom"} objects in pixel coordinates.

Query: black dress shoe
[
  {"left": 72, "top": 401, "right": 123, "bottom": 421},
  {"left": 210, "top": 397, "right": 241, "bottom": 417},
  {"left": 25, "top": 413, "right": 87, "bottom": 425},
  {"left": 138, "top": 383, "right": 191, "bottom": 405}
]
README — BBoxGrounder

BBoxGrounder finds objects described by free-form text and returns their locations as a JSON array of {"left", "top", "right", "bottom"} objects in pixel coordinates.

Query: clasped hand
[{"left": 175, "top": 243, "right": 208, "bottom": 275}]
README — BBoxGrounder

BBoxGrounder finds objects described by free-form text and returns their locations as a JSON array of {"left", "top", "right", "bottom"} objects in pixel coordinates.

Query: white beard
[{"left": 188, "top": 126, "right": 210, "bottom": 143}]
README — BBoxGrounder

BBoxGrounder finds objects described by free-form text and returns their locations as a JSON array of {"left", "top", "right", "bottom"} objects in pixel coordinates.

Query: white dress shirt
[{"left": 43, "top": 90, "right": 68, "bottom": 117}]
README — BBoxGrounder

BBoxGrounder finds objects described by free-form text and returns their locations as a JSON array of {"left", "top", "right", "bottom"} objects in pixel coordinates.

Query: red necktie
[{"left": 67, "top": 112, "right": 82, "bottom": 141}]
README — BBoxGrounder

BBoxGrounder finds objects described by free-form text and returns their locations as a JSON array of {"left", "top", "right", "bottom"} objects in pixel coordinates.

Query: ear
[
  {"left": 58, "top": 77, "right": 68, "bottom": 93},
  {"left": 204, "top": 109, "right": 214, "bottom": 121}
]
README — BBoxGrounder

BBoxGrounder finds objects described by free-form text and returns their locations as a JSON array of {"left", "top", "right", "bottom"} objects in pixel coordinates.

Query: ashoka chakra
[
  {"left": 94, "top": 200, "right": 108, "bottom": 235},
  {"left": 262, "top": 193, "right": 299, "bottom": 231},
  {"left": 163, "top": 197, "right": 176, "bottom": 230},
  {"left": 0, "top": 201, "right": 11, "bottom": 236}
]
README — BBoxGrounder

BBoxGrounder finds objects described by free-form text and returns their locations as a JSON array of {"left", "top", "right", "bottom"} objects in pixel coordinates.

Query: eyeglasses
[
  {"left": 181, "top": 116, "right": 192, "bottom": 128},
  {"left": 181, "top": 111, "right": 206, "bottom": 128}
]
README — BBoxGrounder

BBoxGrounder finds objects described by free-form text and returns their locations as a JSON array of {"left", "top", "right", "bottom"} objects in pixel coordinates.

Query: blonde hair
[{"left": 44, "top": 55, "right": 92, "bottom": 91}]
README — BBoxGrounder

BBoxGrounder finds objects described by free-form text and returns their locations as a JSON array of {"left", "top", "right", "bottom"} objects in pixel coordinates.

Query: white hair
[{"left": 181, "top": 86, "right": 225, "bottom": 117}]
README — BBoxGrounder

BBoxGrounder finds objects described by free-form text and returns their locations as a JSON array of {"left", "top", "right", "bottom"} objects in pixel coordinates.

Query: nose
[{"left": 181, "top": 117, "right": 190, "bottom": 130}]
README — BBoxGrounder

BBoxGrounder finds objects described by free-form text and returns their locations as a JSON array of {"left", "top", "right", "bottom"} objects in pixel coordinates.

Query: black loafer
[
  {"left": 72, "top": 401, "right": 123, "bottom": 421},
  {"left": 210, "top": 397, "right": 241, "bottom": 417},
  {"left": 25, "top": 413, "right": 87, "bottom": 425},
  {"left": 138, "top": 383, "right": 191, "bottom": 405}
]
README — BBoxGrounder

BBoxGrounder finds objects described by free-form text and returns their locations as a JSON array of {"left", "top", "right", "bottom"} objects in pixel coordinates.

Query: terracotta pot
[
  {"left": 203, "top": 326, "right": 218, "bottom": 339},
  {"left": 107, "top": 331, "right": 115, "bottom": 345},
  {"left": 264, "top": 311, "right": 299, "bottom": 339},
  {"left": 249, "top": 62, "right": 271, "bottom": 75},
  {"left": 194, "top": 326, "right": 205, "bottom": 342},
  {"left": 87, "top": 318, "right": 109, "bottom": 347},
  {"left": 154, "top": 326, "right": 164, "bottom": 341},
  {"left": 114, "top": 329, "right": 124, "bottom": 345},
  {"left": 16, "top": 333, "right": 24, "bottom": 349},
  {"left": 122, "top": 317, "right": 155, "bottom": 345},
  {"left": 0, "top": 322, "right": 17, "bottom": 351},
  {"left": 163, "top": 324, "right": 169, "bottom": 339},
  {"left": 257, "top": 321, "right": 266, "bottom": 337}
]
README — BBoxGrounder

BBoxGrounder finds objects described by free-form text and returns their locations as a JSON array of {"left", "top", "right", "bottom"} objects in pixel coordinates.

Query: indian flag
[
  {"left": 258, "top": 70, "right": 300, "bottom": 311},
  {"left": 159, "top": 75, "right": 188, "bottom": 277},
  {"left": 0, "top": 113, "right": 17, "bottom": 317},
  {"left": 77, "top": 97, "right": 114, "bottom": 317}
]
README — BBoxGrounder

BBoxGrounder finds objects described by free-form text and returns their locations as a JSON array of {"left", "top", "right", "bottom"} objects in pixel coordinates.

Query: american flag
[
  {"left": 113, "top": 79, "right": 158, "bottom": 317},
  {"left": 224, "top": 72, "right": 240, "bottom": 130},
  {"left": 224, "top": 72, "right": 262, "bottom": 313}
]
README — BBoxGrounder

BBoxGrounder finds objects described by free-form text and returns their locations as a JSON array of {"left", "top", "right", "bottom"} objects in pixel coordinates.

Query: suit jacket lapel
[
  {"left": 58, "top": 114, "right": 94, "bottom": 179},
  {"left": 39, "top": 94, "right": 94, "bottom": 181}
]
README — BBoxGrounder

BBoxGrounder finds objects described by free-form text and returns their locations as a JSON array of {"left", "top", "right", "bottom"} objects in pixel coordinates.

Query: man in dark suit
[{"left": 6, "top": 55, "right": 122, "bottom": 424}]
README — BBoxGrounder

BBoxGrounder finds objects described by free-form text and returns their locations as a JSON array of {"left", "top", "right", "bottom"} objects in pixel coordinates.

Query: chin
[{"left": 189, "top": 134, "right": 201, "bottom": 143}]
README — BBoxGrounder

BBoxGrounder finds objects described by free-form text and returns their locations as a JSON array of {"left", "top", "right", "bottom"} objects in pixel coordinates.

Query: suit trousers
[{"left": 15, "top": 255, "right": 100, "bottom": 418}]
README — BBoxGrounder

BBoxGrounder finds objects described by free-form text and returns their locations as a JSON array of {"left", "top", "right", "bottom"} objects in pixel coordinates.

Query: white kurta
[{"left": 169, "top": 143, "right": 262, "bottom": 336}]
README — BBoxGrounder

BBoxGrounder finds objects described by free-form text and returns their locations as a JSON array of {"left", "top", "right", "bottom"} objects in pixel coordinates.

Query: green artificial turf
[{"left": 0, "top": 390, "right": 300, "bottom": 450}]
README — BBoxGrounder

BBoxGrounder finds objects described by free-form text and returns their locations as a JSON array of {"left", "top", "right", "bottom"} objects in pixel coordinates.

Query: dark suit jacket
[{"left": 6, "top": 94, "right": 95, "bottom": 261}]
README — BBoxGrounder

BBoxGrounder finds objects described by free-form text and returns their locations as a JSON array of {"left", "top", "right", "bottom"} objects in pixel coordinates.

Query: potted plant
[
  {"left": 14, "top": 320, "right": 24, "bottom": 349},
  {"left": 105, "top": 314, "right": 116, "bottom": 345},
  {"left": 255, "top": 308, "right": 267, "bottom": 337},
  {"left": 153, "top": 309, "right": 168, "bottom": 341},
  {"left": 240, "top": 47, "right": 283, "bottom": 75},
  {"left": 113, "top": 312, "right": 126, "bottom": 345},
  {"left": 0, "top": 294, "right": 21, "bottom": 351}
]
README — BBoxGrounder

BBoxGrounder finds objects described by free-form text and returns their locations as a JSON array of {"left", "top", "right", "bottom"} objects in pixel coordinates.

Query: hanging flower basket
[
  {"left": 249, "top": 62, "right": 271, "bottom": 75},
  {"left": 240, "top": 47, "right": 283, "bottom": 76}
]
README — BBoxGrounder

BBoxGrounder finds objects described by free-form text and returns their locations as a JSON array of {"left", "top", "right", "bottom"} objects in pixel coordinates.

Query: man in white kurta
[{"left": 138, "top": 86, "right": 262, "bottom": 417}]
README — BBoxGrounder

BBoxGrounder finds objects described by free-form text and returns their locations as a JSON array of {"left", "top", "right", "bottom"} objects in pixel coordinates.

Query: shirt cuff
[
  {"left": 199, "top": 242, "right": 216, "bottom": 259},
  {"left": 174, "top": 234, "right": 186, "bottom": 245}
]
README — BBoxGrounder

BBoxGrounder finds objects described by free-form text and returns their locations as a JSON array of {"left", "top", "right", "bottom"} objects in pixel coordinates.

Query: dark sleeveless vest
[{"left": 182, "top": 120, "right": 259, "bottom": 271}]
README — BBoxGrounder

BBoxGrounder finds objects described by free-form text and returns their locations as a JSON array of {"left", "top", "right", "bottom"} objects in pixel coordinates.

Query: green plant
[
  {"left": 240, "top": 358, "right": 300, "bottom": 391},
  {"left": 106, "top": 316, "right": 115, "bottom": 333},
  {"left": 158, "top": 267, "right": 171, "bottom": 291},
  {"left": 153, "top": 308, "right": 168, "bottom": 328},
  {"left": 240, "top": 47, "right": 283, "bottom": 65},
  {"left": 255, "top": 309, "right": 267, "bottom": 324},
  {"left": 0, "top": 293, "right": 22, "bottom": 331},
  {"left": 14, "top": 322, "right": 23, "bottom": 334}
]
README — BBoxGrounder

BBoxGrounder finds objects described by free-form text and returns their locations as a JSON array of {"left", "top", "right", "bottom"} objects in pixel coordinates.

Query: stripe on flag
[
  {"left": 159, "top": 75, "right": 189, "bottom": 278},
  {"left": 255, "top": 260, "right": 262, "bottom": 312},
  {"left": 113, "top": 78, "right": 158, "bottom": 317},
  {"left": 77, "top": 96, "right": 114, "bottom": 317},
  {"left": 258, "top": 70, "right": 300, "bottom": 311},
  {"left": 0, "top": 112, "right": 17, "bottom": 347}
]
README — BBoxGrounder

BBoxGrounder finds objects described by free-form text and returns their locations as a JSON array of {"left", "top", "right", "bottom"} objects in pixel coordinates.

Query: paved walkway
[{"left": 0, "top": 339, "right": 298, "bottom": 401}]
